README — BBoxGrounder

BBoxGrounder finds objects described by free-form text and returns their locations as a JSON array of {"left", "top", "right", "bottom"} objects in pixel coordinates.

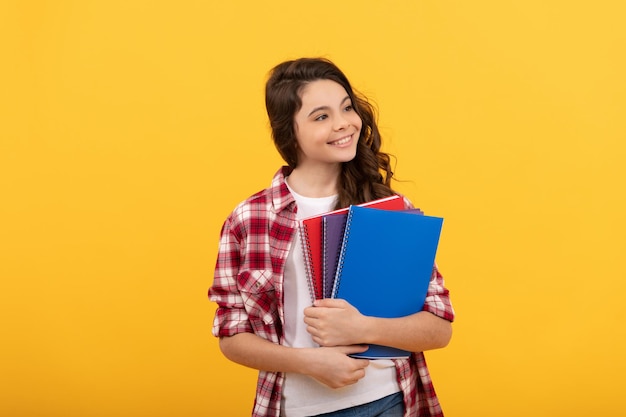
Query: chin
[{"left": 338, "top": 151, "right": 358, "bottom": 163}]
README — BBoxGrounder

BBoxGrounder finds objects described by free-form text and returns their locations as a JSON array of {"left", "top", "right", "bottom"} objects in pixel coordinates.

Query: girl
[{"left": 209, "top": 58, "right": 454, "bottom": 417}]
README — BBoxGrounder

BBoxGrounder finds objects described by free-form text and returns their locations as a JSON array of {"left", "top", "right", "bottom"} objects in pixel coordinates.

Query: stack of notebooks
[{"left": 298, "top": 194, "right": 444, "bottom": 359}]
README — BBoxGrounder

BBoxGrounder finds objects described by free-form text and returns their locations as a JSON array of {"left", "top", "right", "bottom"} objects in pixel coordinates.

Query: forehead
[{"left": 299, "top": 79, "right": 349, "bottom": 106}]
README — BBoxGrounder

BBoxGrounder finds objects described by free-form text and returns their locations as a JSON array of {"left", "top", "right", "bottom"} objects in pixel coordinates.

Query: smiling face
[{"left": 293, "top": 79, "right": 362, "bottom": 171}]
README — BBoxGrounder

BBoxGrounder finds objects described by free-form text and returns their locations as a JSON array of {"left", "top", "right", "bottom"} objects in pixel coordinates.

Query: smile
[{"left": 328, "top": 134, "right": 354, "bottom": 146}]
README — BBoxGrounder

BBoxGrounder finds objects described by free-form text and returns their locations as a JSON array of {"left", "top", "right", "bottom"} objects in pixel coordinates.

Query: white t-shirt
[{"left": 281, "top": 183, "right": 400, "bottom": 417}]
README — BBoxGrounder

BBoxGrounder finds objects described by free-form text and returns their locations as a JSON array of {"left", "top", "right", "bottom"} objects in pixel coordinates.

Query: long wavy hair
[{"left": 265, "top": 57, "right": 396, "bottom": 209}]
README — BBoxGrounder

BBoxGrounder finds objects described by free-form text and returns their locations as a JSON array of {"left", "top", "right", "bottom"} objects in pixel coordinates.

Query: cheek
[{"left": 353, "top": 115, "right": 363, "bottom": 133}]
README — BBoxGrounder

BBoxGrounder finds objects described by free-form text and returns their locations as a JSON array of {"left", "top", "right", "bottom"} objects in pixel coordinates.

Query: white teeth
[{"left": 332, "top": 136, "right": 351, "bottom": 145}]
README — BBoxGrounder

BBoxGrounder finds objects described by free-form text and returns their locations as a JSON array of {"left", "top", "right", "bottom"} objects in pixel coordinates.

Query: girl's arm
[
  {"left": 219, "top": 332, "right": 371, "bottom": 389},
  {"left": 364, "top": 310, "right": 452, "bottom": 352},
  {"left": 303, "top": 299, "right": 452, "bottom": 352},
  {"left": 303, "top": 265, "right": 454, "bottom": 352},
  {"left": 211, "top": 212, "right": 371, "bottom": 389}
]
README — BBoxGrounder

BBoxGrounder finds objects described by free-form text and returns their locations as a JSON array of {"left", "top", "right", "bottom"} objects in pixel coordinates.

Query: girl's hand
[
  {"left": 304, "top": 345, "right": 370, "bottom": 388},
  {"left": 303, "top": 299, "right": 368, "bottom": 347}
]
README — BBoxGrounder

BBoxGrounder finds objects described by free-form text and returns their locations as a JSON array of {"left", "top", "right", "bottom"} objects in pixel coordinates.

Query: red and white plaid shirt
[{"left": 209, "top": 167, "right": 455, "bottom": 417}]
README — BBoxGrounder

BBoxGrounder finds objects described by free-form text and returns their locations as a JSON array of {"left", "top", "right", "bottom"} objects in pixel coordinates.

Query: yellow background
[{"left": 2, "top": 1, "right": 625, "bottom": 416}]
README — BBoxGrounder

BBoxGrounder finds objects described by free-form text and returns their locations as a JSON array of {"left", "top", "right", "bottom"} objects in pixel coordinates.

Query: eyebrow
[{"left": 307, "top": 96, "right": 351, "bottom": 117}]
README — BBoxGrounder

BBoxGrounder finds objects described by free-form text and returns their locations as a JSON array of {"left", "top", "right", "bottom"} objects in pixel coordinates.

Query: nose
[{"left": 334, "top": 114, "right": 349, "bottom": 131}]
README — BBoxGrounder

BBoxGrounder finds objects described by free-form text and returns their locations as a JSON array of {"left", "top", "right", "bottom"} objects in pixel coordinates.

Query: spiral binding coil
[
  {"left": 331, "top": 206, "right": 354, "bottom": 298},
  {"left": 321, "top": 217, "right": 328, "bottom": 299},
  {"left": 298, "top": 221, "right": 318, "bottom": 303}
]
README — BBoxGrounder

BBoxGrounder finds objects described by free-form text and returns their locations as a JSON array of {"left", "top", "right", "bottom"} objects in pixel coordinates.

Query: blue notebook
[
  {"left": 323, "top": 208, "right": 424, "bottom": 299},
  {"left": 301, "top": 195, "right": 405, "bottom": 301},
  {"left": 332, "top": 206, "right": 443, "bottom": 359}
]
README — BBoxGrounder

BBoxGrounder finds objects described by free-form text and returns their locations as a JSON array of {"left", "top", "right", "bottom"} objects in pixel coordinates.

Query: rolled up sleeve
[
  {"left": 209, "top": 217, "right": 253, "bottom": 337},
  {"left": 422, "top": 264, "right": 455, "bottom": 322}
]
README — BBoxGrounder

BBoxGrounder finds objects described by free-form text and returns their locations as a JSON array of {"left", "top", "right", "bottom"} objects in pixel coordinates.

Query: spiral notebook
[
  {"left": 299, "top": 195, "right": 405, "bottom": 301},
  {"left": 322, "top": 208, "right": 423, "bottom": 299},
  {"left": 322, "top": 214, "right": 349, "bottom": 299},
  {"left": 332, "top": 206, "right": 443, "bottom": 359}
]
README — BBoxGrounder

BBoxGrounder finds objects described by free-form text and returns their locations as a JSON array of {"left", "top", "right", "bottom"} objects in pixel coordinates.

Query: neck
[{"left": 287, "top": 164, "right": 340, "bottom": 198}]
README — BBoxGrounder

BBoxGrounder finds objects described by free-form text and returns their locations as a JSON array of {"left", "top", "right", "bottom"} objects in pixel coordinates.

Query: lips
[{"left": 328, "top": 133, "right": 354, "bottom": 146}]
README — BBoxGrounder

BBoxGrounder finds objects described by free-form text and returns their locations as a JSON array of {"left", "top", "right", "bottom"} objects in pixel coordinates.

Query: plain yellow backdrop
[{"left": 1, "top": 1, "right": 625, "bottom": 416}]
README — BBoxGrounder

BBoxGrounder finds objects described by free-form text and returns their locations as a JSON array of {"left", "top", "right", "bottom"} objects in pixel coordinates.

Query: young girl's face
[{"left": 293, "top": 79, "right": 362, "bottom": 170}]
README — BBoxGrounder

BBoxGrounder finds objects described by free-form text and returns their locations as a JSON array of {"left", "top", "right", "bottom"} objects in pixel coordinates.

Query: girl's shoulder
[
  {"left": 229, "top": 187, "right": 274, "bottom": 222},
  {"left": 397, "top": 193, "right": 414, "bottom": 209},
  {"left": 397, "top": 194, "right": 425, "bottom": 214},
  {"left": 223, "top": 166, "right": 295, "bottom": 231}
]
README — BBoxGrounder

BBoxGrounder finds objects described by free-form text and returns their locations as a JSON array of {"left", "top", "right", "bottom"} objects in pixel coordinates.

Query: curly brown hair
[{"left": 265, "top": 57, "right": 396, "bottom": 209}]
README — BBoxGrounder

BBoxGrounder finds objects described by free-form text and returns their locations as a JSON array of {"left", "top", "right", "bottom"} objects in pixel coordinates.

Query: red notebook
[{"left": 299, "top": 194, "right": 405, "bottom": 301}]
